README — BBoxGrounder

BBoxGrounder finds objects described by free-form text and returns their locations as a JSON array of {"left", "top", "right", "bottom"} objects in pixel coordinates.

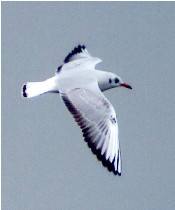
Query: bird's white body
[{"left": 22, "top": 45, "right": 132, "bottom": 176}]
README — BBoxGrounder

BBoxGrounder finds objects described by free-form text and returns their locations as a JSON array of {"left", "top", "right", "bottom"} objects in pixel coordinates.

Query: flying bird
[{"left": 21, "top": 45, "right": 132, "bottom": 176}]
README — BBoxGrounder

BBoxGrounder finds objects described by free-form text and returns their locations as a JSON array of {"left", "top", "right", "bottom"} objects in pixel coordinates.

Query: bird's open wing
[
  {"left": 56, "top": 45, "right": 102, "bottom": 73},
  {"left": 60, "top": 79, "right": 121, "bottom": 175}
]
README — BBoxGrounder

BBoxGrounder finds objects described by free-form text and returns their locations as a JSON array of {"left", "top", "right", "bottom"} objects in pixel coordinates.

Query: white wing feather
[{"left": 56, "top": 45, "right": 102, "bottom": 73}]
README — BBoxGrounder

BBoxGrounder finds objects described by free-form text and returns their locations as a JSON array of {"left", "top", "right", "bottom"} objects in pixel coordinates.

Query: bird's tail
[{"left": 21, "top": 77, "right": 58, "bottom": 98}]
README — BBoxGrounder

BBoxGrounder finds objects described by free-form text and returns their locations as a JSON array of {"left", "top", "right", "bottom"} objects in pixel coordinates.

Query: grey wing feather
[{"left": 60, "top": 81, "right": 121, "bottom": 175}]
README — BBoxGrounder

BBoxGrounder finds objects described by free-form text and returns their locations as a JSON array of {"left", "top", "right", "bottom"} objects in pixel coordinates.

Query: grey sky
[{"left": 2, "top": 2, "right": 175, "bottom": 210}]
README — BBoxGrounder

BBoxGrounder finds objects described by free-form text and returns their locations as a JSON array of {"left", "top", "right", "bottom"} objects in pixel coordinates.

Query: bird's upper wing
[
  {"left": 59, "top": 78, "right": 121, "bottom": 175},
  {"left": 64, "top": 45, "right": 92, "bottom": 63},
  {"left": 56, "top": 45, "right": 102, "bottom": 73}
]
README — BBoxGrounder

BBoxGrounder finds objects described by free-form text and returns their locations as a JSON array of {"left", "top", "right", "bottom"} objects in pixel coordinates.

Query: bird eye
[
  {"left": 115, "top": 78, "right": 119, "bottom": 83},
  {"left": 109, "top": 79, "right": 112, "bottom": 84}
]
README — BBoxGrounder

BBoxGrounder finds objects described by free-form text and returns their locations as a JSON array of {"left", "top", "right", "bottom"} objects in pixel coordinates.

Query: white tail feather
[{"left": 21, "top": 77, "right": 58, "bottom": 98}]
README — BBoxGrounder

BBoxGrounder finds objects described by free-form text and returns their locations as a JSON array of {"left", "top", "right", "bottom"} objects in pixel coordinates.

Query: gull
[{"left": 21, "top": 45, "right": 132, "bottom": 176}]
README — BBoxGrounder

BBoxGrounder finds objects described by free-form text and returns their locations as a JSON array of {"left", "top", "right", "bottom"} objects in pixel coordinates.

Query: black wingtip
[
  {"left": 22, "top": 84, "right": 27, "bottom": 97},
  {"left": 85, "top": 140, "right": 121, "bottom": 176},
  {"left": 114, "top": 171, "right": 121, "bottom": 176},
  {"left": 64, "top": 45, "right": 86, "bottom": 63}
]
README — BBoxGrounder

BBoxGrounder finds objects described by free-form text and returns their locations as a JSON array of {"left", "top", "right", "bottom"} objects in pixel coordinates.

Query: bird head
[{"left": 109, "top": 73, "right": 132, "bottom": 89}]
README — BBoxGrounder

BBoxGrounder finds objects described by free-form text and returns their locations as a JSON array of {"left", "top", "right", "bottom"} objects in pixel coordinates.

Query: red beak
[{"left": 121, "top": 83, "right": 132, "bottom": 89}]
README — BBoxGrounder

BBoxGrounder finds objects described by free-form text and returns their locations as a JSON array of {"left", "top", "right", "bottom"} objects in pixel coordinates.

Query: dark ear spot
[
  {"left": 115, "top": 78, "right": 119, "bottom": 83},
  {"left": 109, "top": 79, "right": 112, "bottom": 84}
]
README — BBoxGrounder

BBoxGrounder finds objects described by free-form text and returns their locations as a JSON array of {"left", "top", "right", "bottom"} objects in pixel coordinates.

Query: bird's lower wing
[{"left": 59, "top": 79, "right": 121, "bottom": 175}]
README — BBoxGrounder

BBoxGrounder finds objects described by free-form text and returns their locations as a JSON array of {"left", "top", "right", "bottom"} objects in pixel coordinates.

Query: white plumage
[{"left": 22, "top": 45, "right": 132, "bottom": 176}]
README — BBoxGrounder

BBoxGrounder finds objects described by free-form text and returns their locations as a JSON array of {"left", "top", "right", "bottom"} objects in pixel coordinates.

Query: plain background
[{"left": 2, "top": 2, "right": 175, "bottom": 210}]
